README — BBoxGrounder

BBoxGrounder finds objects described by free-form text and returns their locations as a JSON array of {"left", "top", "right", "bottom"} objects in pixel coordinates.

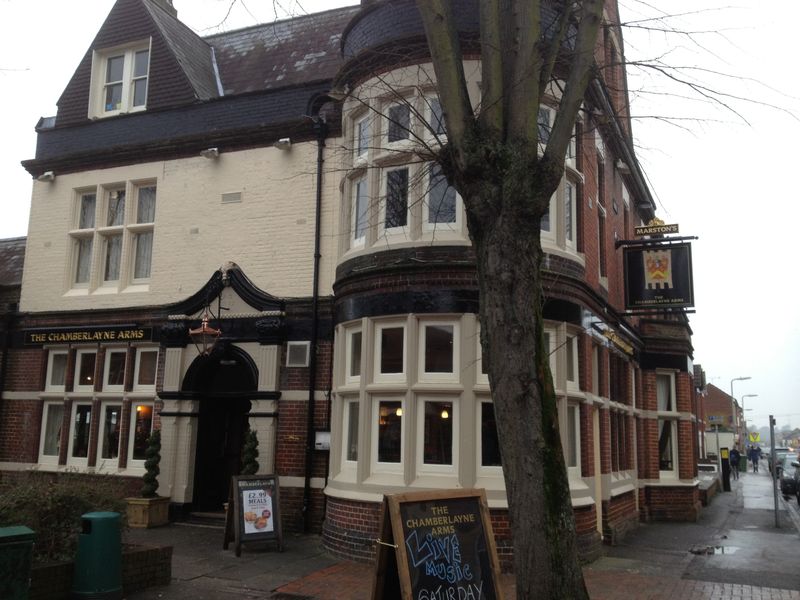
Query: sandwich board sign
[
  {"left": 371, "top": 488, "right": 503, "bottom": 600},
  {"left": 223, "top": 474, "right": 283, "bottom": 556}
]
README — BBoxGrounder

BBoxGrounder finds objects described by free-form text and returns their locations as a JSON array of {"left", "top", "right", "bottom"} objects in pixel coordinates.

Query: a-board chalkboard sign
[
  {"left": 371, "top": 489, "right": 503, "bottom": 600},
  {"left": 223, "top": 474, "right": 283, "bottom": 557}
]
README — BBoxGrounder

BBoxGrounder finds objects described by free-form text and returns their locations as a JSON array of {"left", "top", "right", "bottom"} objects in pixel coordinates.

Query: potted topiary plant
[
  {"left": 240, "top": 429, "right": 260, "bottom": 475},
  {"left": 127, "top": 429, "right": 170, "bottom": 528}
]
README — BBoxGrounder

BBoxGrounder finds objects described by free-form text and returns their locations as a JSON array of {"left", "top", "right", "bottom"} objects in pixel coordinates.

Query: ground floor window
[
  {"left": 39, "top": 402, "right": 64, "bottom": 462},
  {"left": 69, "top": 403, "right": 92, "bottom": 463},
  {"left": 480, "top": 401, "right": 502, "bottom": 468},
  {"left": 658, "top": 418, "right": 676, "bottom": 473},
  {"left": 421, "top": 400, "right": 454, "bottom": 466},
  {"left": 376, "top": 400, "right": 402, "bottom": 465},
  {"left": 130, "top": 402, "right": 154, "bottom": 464},
  {"left": 99, "top": 403, "right": 123, "bottom": 461}
]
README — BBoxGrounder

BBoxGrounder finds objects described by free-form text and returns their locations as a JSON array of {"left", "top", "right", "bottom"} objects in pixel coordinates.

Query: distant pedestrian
[
  {"left": 748, "top": 445, "right": 761, "bottom": 472},
  {"left": 729, "top": 447, "right": 740, "bottom": 480}
]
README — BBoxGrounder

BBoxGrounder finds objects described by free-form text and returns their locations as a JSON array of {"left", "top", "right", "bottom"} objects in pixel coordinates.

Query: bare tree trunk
[{"left": 469, "top": 182, "right": 588, "bottom": 599}]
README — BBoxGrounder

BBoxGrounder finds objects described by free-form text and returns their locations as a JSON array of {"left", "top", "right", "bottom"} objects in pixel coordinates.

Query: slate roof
[
  {"left": 0, "top": 238, "right": 26, "bottom": 288},
  {"left": 143, "top": 0, "right": 221, "bottom": 101},
  {"left": 206, "top": 6, "right": 359, "bottom": 95}
]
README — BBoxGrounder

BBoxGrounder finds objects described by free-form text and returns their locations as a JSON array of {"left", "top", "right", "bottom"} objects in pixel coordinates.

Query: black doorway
[
  {"left": 193, "top": 396, "right": 250, "bottom": 510},
  {"left": 183, "top": 345, "right": 258, "bottom": 511}
]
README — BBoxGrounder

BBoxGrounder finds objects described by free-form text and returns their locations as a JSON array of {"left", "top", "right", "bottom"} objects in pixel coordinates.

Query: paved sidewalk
[{"left": 125, "top": 465, "right": 800, "bottom": 599}]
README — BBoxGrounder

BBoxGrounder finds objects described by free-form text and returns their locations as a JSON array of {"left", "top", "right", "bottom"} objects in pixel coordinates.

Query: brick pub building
[{"left": 1, "top": 0, "right": 699, "bottom": 566}]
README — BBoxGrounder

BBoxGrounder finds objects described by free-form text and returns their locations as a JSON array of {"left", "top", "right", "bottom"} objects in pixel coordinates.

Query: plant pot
[{"left": 126, "top": 496, "right": 170, "bottom": 529}]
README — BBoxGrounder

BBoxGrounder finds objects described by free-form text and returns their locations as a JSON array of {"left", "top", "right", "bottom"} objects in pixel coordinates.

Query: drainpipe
[{"left": 303, "top": 115, "right": 327, "bottom": 532}]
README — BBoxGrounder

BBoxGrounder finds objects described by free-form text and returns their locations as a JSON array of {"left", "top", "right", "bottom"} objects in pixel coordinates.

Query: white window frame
[
  {"left": 344, "top": 328, "right": 363, "bottom": 385},
  {"left": 45, "top": 350, "right": 69, "bottom": 392},
  {"left": 351, "top": 176, "right": 369, "bottom": 247},
  {"left": 425, "top": 94, "right": 446, "bottom": 138},
  {"left": 381, "top": 166, "right": 410, "bottom": 235},
  {"left": 566, "top": 333, "right": 580, "bottom": 392},
  {"left": 384, "top": 101, "right": 412, "bottom": 146},
  {"left": 103, "top": 348, "right": 127, "bottom": 392},
  {"left": 656, "top": 370, "right": 678, "bottom": 478},
  {"left": 477, "top": 399, "right": 502, "bottom": 476},
  {"left": 132, "top": 347, "right": 158, "bottom": 391},
  {"left": 89, "top": 40, "right": 152, "bottom": 119},
  {"left": 423, "top": 163, "right": 462, "bottom": 233},
  {"left": 74, "top": 349, "right": 98, "bottom": 392},
  {"left": 416, "top": 396, "right": 458, "bottom": 474},
  {"left": 67, "top": 401, "right": 93, "bottom": 467},
  {"left": 565, "top": 402, "right": 581, "bottom": 477},
  {"left": 417, "top": 320, "right": 459, "bottom": 383},
  {"left": 129, "top": 182, "right": 157, "bottom": 283},
  {"left": 374, "top": 323, "right": 407, "bottom": 383},
  {"left": 540, "top": 191, "right": 557, "bottom": 243},
  {"left": 475, "top": 324, "right": 489, "bottom": 386},
  {"left": 39, "top": 401, "right": 65, "bottom": 465},
  {"left": 342, "top": 397, "right": 360, "bottom": 466},
  {"left": 564, "top": 179, "right": 577, "bottom": 249},
  {"left": 371, "top": 397, "right": 404, "bottom": 473},
  {"left": 128, "top": 401, "right": 155, "bottom": 468},
  {"left": 354, "top": 114, "right": 371, "bottom": 163},
  {"left": 96, "top": 401, "right": 123, "bottom": 467}
]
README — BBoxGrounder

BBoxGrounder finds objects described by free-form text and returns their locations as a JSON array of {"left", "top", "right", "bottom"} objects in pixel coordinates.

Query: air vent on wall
[
  {"left": 221, "top": 191, "right": 242, "bottom": 204},
  {"left": 286, "top": 341, "right": 311, "bottom": 367}
]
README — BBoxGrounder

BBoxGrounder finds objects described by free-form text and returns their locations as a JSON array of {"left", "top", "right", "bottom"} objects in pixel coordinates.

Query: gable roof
[
  {"left": 143, "top": 0, "right": 221, "bottom": 100},
  {"left": 56, "top": 0, "right": 221, "bottom": 127},
  {"left": 0, "top": 238, "right": 26, "bottom": 288}
]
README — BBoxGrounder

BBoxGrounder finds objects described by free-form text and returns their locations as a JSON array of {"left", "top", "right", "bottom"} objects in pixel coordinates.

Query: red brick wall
[
  {"left": 322, "top": 498, "right": 602, "bottom": 569},
  {"left": 580, "top": 402, "right": 595, "bottom": 477},
  {"left": 642, "top": 485, "right": 701, "bottom": 522},
  {"left": 0, "top": 398, "right": 41, "bottom": 461},
  {"left": 322, "top": 497, "right": 383, "bottom": 563},
  {"left": 3, "top": 348, "right": 44, "bottom": 391},
  {"left": 602, "top": 490, "right": 638, "bottom": 545}
]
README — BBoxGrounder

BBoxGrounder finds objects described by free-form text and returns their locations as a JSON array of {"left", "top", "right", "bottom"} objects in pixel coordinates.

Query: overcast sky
[{"left": 1, "top": 0, "right": 797, "bottom": 430}]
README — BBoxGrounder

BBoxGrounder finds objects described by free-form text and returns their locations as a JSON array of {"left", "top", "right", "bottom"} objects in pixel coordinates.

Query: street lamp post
[
  {"left": 730, "top": 376, "right": 752, "bottom": 448},
  {"left": 741, "top": 394, "right": 758, "bottom": 445}
]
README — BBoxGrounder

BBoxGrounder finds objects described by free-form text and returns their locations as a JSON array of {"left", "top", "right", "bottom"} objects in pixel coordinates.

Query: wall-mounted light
[
  {"left": 327, "top": 85, "right": 348, "bottom": 101},
  {"left": 441, "top": 408, "right": 450, "bottom": 420},
  {"left": 395, "top": 407, "right": 403, "bottom": 417},
  {"left": 273, "top": 138, "right": 292, "bottom": 151},
  {"left": 188, "top": 307, "right": 221, "bottom": 355},
  {"left": 200, "top": 147, "right": 220, "bottom": 159},
  {"left": 37, "top": 171, "right": 55, "bottom": 182}
]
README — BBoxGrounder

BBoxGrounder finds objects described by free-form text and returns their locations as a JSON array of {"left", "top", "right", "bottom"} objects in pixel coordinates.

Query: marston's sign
[
  {"left": 635, "top": 218, "right": 679, "bottom": 237},
  {"left": 623, "top": 243, "right": 694, "bottom": 310},
  {"left": 25, "top": 326, "right": 153, "bottom": 345}
]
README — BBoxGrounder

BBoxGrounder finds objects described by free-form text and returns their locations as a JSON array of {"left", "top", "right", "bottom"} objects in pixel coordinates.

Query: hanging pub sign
[
  {"left": 24, "top": 325, "right": 154, "bottom": 345},
  {"left": 371, "top": 489, "right": 503, "bottom": 600},
  {"left": 634, "top": 218, "right": 679, "bottom": 237},
  {"left": 623, "top": 243, "right": 694, "bottom": 310},
  {"left": 223, "top": 474, "right": 283, "bottom": 557}
]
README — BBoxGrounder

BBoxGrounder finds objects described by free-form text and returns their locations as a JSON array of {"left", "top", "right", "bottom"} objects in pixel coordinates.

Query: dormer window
[{"left": 90, "top": 41, "right": 151, "bottom": 119}]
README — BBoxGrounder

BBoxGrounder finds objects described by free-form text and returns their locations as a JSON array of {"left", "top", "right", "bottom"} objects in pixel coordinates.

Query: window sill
[
  {"left": 64, "top": 288, "right": 90, "bottom": 297},
  {"left": 123, "top": 283, "right": 150, "bottom": 294}
]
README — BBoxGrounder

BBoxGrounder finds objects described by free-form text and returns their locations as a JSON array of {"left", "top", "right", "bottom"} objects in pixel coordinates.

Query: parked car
[
  {"left": 793, "top": 460, "right": 800, "bottom": 506},
  {"left": 779, "top": 454, "right": 798, "bottom": 497},
  {"left": 768, "top": 447, "right": 792, "bottom": 475}
]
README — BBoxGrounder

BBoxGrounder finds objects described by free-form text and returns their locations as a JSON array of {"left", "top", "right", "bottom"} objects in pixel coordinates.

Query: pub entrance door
[
  {"left": 185, "top": 345, "right": 258, "bottom": 512},
  {"left": 193, "top": 397, "right": 251, "bottom": 511}
]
